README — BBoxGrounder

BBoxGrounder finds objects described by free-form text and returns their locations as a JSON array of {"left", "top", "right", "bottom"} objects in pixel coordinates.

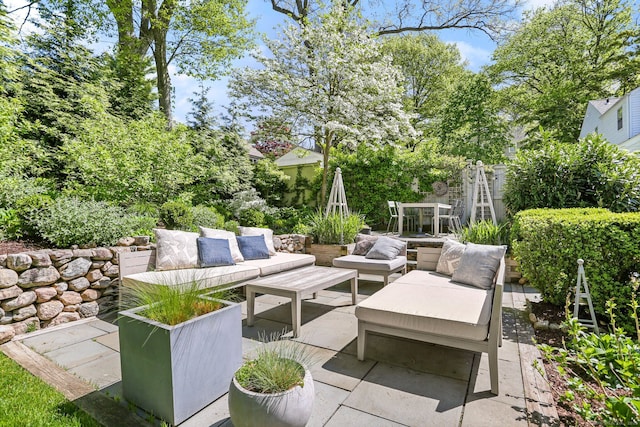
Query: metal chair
[
  {"left": 439, "top": 200, "right": 464, "bottom": 234},
  {"left": 386, "top": 201, "right": 398, "bottom": 233}
]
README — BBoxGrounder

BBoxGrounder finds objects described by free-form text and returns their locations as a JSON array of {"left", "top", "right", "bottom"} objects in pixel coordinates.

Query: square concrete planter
[{"left": 118, "top": 298, "right": 242, "bottom": 425}]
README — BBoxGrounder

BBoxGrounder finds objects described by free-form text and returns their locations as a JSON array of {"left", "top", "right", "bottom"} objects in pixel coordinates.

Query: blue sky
[{"left": 8, "top": 0, "right": 555, "bottom": 126}]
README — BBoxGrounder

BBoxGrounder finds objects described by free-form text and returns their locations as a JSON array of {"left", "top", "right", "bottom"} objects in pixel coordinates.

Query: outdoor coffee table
[{"left": 245, "top": 265, "right": 358, "bottom": 338}]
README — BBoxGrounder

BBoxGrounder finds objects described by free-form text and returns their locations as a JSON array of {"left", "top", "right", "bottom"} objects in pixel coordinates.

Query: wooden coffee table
[{"left": 245, "top": 265, "right": 358, "bottom": 337}]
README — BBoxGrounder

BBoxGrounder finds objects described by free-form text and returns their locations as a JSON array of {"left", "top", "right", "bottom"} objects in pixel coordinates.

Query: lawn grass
[{"left": 0, "top": 352, "right": 100, "bottom": 427}]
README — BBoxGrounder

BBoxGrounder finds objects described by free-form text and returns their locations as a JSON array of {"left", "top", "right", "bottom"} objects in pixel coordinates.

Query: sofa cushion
[
  {"left": 352, "top": 234, "right": 378, "bottom": 256},
  {"left": 121, "top": 265, "right": 261, "bottom": 292},
  {"left": 436, "top": 239, "right": 466, "bottom": 276},
  {"left": 238, "top": 226, "right": 277, "bottom": 256},
  {"left": 452, "top": 243, "right": 507, "bottom": 290},
  {"left": 333, "top": 254, "right": 406, "bottom": 273},
  {"left": 242, "top": 253, "right": 316, "bottom": 276},
  {"left": 355, "top": 270, "right": 493, "bottom": 341},
  {"left": 197, "top": 237, "right": 235, "bottom": 268},
  {"left": 365, "top": 236, "right": 406, "bottom": 260},
  {"left": 236, "top": 235, "right": 270, "bottom": 260},
  {"left": 199, "top": 226, "right": 244, "bottom": 263},
  {"left": 154, "top": 229, "right": 199, "bottom": 271}
]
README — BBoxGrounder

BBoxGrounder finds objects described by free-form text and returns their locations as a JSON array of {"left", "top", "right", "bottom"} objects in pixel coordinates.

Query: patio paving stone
[
  {"left": 324, "top": 406, "right": 406, "bottom": 427},
  {"left": 69, "top": 351, "right": 121, "bottom": 389},
  {"left": 343, "top": 362, "right": 467, "bottom": 426},
  {"left": 44, "top": 339, "right": 114, "bottom": 369},
  {"left": 308, "top": 346, "right": 375, "bottom": 391},
  {"left": 307, "top": 381, "right": 351, "bottom": 427},
  {"left": 21, "top": 322, "right": 107, "bottom": 353}
]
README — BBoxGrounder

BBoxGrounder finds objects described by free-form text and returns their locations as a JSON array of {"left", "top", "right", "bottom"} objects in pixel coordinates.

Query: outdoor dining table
[{"left": 397, "top": 202, "right": 452, "bottom": 237}]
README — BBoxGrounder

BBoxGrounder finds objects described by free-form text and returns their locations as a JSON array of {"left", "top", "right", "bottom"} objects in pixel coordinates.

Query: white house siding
[
  {"left": 598, "top": 98, "right": 629, "bottom": 145},
  {"left": 629, "top": 88, "right": 640, "bottom": 138},
  {"left": 579, "top": 103, "right": 604, "bottom": 138}
]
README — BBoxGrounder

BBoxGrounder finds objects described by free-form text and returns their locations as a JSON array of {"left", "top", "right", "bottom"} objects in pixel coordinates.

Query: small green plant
[
  {"left": 459, "top": 220, "right": 509, "bottom": 246},
  {"left": 121, "top": 280, "right": 235, "bottom": 326},
  {"left": 190, "top": 205, "right": 224, "bottom": 230},
  {"left": 239, "top": 208, "right": 266, "bottom": 227},
  {"left": 159, "top": 200, "right": 194, "bottom": 230},
  {"left": 307, "top": 210, "right": 365, "bottom": 244},
  {"left": 235, "top": 330, "right": 315, "bottom": 394},
  {"left": 538, "top": 289, "right": 640, "bottom": 425}
]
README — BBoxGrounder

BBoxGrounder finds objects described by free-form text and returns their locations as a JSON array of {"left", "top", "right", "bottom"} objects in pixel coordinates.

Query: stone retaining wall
[{"left": 0, "top": 234, "right": 307, "bottom": 344}]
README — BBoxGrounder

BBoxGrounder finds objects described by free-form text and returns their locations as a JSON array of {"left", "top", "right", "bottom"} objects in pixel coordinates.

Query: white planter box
[{"left": 118, "top": 298, "right": 242, "bottom": 425}]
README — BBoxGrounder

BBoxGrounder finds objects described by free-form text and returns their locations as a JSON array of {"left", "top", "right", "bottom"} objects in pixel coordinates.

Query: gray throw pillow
[
  {"left": 451, "top": 242, "right": 507, "bottom": 289},
  {"left": 436, "top": 239, "right": 466, "bottom": 276},
  {"left": 365, "top": 236, "right": 405, "bottom": 260},
  {"left": 154, "top": 229, "right": 199, "bottom": 271},
  {"left": 352, "top": 234, "right": 378, "bottom": 256}
]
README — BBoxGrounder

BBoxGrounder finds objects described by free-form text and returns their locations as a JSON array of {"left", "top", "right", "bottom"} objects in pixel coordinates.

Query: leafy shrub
[
  {"left": 227, "top": 189, "right": 271, "bottom": 220},
  {"left": 459, "top": 220, "right": 510, "bottom": 247},
  {"left": 31, "top": 197, "right": 144, "bottom": 247},
  {"left": 512, "top": 208, "right": 640, "bottom": 332},
  {"left": 238, "top": 208, "right": 265, "bottom": 227},
  {"left": 223, "top": 220, "right": 240, "bottom": 234},
  {"left": 265, "top": 206, "right": 313, "bottom": 235},
  {"left": 307, "top": 211, "right": 365, "bottom": 244},
  {"left": 191, "top": 205, "right": 224, "bottom": 230},
  {"left": 251, "top": 159, "right": 289, "bottom": 207},
  {"left": 126, "top": 202, "right": 160, "bottom": 218},
  {"left": 12, "top": 194, "right": 54, "bottom": 239},
  {"left": 159, "top": 200, "right": 194, "bottom": 230},
  {"left": 504, "top": 133, "right": 640, "bottom": 215},
  {"left": 539, "top": 299, "right": 640, "bottom": 425},
  {"left": 0, "top": 208, "right": 20, "bottom": 239},
  {"left": 0, "top": 175, "right": 51, "bottom": 209}
]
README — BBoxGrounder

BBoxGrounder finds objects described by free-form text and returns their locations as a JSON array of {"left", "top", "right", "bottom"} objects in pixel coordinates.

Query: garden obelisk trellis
[
  {"left": 325, "top": 167, "right": 349, "bottom": 244},
  {"left": 470, "top": 161, "right": 497, "bottom": 225}
]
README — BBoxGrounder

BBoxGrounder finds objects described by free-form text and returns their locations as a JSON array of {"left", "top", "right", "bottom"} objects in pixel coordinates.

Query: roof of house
[
  {"left": 275, "top": 148, "right": 323, "bottom": 167},
  {"left": 589, "top": 98, "right": 621, "bottom": 115},
  {"left": 248, "top": 145, "right": 264, "bottom": 159}
]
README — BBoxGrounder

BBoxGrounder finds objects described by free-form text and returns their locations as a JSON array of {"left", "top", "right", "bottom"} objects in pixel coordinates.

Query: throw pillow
[
  {"left": 436, "top": 239, "right": 466, "bottom": 276},
  {"left": 199, "top": 226, "right": 244, "bottom": 262},
  {"left": 238, "top": 226, "right": 277, "bottom": 256},
  {"left": 197, "top": 237, "right": 235, "bottom": 268},
  {"left": 451, "top": 242, "right": 507, "bottom": 289},
  {"left": 236, "top": 235, "right": 271, "bottom": 260},
  {"left": 352, "top": 234, "right": 378, "bottom": 256},
  {"left": 365, "top": 236, "right": 406, "bottom": 260},
  {"left": 154, "top": 229, "right": 199, "bottom": 271}
]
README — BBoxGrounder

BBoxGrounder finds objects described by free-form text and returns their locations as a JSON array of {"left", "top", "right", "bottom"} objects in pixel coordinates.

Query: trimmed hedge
[{"left": 512, "top": 208, "right": 640, "bottom": 332}]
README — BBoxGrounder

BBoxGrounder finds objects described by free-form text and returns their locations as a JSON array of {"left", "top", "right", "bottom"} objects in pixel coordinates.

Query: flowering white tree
[{"left": 230, "top": 3, "right": 416, "bottom": 203}]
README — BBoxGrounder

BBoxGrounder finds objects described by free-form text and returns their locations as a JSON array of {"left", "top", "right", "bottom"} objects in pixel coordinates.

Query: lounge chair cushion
[
  {"left": 333, "top": 254, "right": 406, "bottom": 272},
  {"left": 365, "top": 236, "right": 406, "bottom": 260},
  {"left": 122, "top": 265, "right": 261, "bottom": 291},
  {"left": 154, "top": 229, "right": 199, "bottom": 271},
  {"left": 239, "top": 226, "right": 277, "bottom": 256},
  {"left": 452, "top": 243, "right": 507, "bottom": 290},
  {"left": 436, "top": 239, "right": 466, "bottom": 276},
  {"left": 242, "top": 253, "right": 316, "bottom": 276},
  {"left": 199, "top": 227, "right": 244, "bottom": 263},
  {"left": 355, "top": 270, "right": 493, "bottom": 341}
]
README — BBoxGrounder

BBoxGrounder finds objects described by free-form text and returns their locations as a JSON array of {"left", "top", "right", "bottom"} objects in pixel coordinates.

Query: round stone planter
[{"left": 228, "top": 368, "right": 314, "bottom": 427}]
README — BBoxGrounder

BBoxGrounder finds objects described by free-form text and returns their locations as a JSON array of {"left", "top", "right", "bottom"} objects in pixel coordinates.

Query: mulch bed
[{"left": 0, "top": 240, "right": 48, "bottom": 255}]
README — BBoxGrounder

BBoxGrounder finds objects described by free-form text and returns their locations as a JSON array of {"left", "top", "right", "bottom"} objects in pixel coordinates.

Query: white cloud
[
  {"left": 523, "top": 0, "right": 557, "bottom": 11},
  {"left": 451, "top": 40, "right": 493, "bottom": 72}
]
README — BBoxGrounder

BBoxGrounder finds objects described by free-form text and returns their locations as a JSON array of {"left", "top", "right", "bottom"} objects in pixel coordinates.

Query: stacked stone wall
[{"left": 0, "top": 234, "right": 307, "bottom": 343}]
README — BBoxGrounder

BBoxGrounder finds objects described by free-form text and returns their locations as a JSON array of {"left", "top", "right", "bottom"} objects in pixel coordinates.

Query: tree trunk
[{"left": 153, "top": 30, "right": 173, "bottom": 126}]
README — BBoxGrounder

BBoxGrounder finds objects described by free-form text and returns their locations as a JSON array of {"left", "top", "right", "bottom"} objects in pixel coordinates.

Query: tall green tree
[
  {"left": 438, "top": 73, "right": 509, "bottom": 163},
  {"left": 382, "top": 33, "right": 467, "bottom": 147},
  {"left": 230, "top": 3, "right": 416, "bottom": 203},
  {"left": 104, "top": 0, "right": 254, "bottom": 124},
  {"left": 490, "top": 0, "right": 639, "bottom": 143}
]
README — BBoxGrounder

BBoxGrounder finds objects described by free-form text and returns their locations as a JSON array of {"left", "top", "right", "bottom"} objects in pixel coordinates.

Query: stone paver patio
[{"left": 1, "top": 275, "right": 558, "bottom": 426}]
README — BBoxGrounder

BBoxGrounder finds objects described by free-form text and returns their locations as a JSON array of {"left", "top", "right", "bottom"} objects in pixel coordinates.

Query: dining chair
[
  {"left": 386, "top": 201, "right": 398, "bottom": 233},
  {"left": 439, "top": 200, "right": 464, "bottom": 233}
]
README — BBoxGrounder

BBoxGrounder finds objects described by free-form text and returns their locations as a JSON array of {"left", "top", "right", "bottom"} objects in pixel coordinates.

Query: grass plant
[
  {"left": 121, "top": 279, "right": 236, "bottom": 326},
  {"left": 235, "top": 331, "right": 316, "bottom": 394},
  {"left": 0, "top": 353, "right": 100, "bottom": 426},
  {"left": 459, "top": 220, "right": 509, "bottom": 246},
  {"left": 308, "top": 210, "right": 364, "bottom": 245}
]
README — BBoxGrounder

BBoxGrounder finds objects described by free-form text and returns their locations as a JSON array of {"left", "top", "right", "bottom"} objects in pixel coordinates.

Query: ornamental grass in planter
[
  {"left": 119, "top": 280, "right": 242, "bottom": 426},
  {"left": 307, "top": 210, "right": 364, "bottom": 266},
  {"left": 228, "top": 331, "right": 317, "bottom": 427}
]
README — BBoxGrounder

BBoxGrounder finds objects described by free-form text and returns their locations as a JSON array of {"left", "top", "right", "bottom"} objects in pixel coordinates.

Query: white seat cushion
[
  {"left": 122, "top": 265, "right": 261, "bottom": 291},
  {"left": 355, "top": 270, "right": 493, "bottom": 341},
  {"left": 332, "top": 255, "right": 406, "bottom": 272},
  {"left": 242, "top": 253, "right": 316, "bottom": 276}
]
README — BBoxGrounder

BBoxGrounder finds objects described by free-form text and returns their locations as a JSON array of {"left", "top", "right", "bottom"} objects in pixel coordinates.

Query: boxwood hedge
[{"left": 512, "top": 208, "right": 640, "bottom": 332}]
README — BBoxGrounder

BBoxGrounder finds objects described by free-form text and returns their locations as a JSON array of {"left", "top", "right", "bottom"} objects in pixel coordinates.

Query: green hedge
[{"left": 512, "top": 208, "right": 640, "bottom": 332}]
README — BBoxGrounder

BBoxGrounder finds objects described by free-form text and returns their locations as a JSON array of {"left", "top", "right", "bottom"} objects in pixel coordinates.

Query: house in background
[
  {"left": 579, "top": 87, "right": 640, "bottom": 152},
  {"left": 275, "top": 147, "right": 323, "bottom": 206},
  {"left": 248, "top": 145, "right": 265, "bottom": 163}
]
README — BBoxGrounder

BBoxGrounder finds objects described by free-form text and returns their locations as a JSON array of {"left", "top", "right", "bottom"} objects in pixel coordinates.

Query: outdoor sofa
[
  {"left": 118, "top": 227, "right": 315, "bottom": 301},
  {"left": 355, "top": 240, "right": 506, "bottom": 394}
]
